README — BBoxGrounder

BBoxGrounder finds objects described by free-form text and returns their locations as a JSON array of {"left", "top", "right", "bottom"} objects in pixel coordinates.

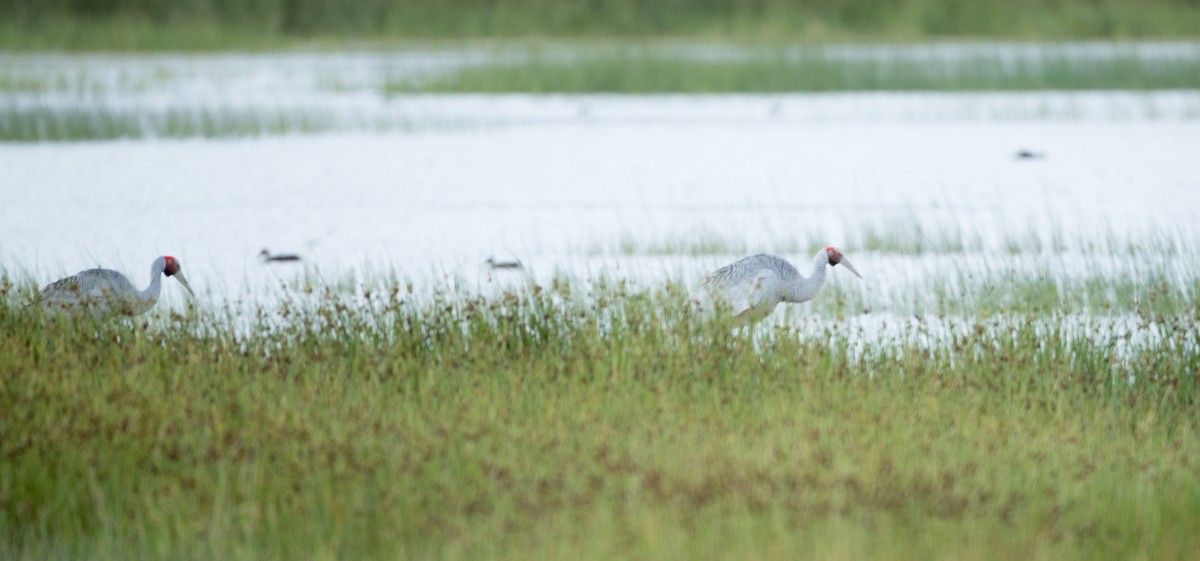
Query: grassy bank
[
  {"left": 4, "top": 0, "right": 1200, "bottom": 50},
  {"left": 1, "top": 275, "right": 1198, "bottom": 560}
]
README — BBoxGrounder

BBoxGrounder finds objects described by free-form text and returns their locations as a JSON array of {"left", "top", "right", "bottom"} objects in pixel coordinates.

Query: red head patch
[
  {"left": 163, "top": 255, "right": 180, "bottom": 276},
  {"left": 825, "top": 246, "right": 842, "bottom": 265}
]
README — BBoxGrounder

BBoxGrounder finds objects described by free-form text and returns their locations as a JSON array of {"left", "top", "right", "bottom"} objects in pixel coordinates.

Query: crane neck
[
  {"left": 787, "top": 250, "right": 830, "bottom": 304},
  {"left": 135, "top": 257, "right": 167, "bottom": 315}
]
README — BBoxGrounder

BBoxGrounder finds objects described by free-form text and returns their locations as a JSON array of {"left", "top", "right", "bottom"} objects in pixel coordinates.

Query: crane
[
  {"left": 691, "top": 247, "right": 861, "bottom": 323},
  {"left": 39, "top": 255, "right": 196, "bottom": 316}
]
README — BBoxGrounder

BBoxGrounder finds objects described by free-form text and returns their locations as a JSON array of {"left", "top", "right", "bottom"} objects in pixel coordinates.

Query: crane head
[
  {"left": 825, "top": 247, "right": 863, "bottom": 279},
  {"left": 161, "top": 255, "right": 196, "bottom": 298}
]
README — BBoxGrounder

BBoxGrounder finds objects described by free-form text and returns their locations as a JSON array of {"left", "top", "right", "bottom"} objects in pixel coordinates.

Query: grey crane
[
  {"left": 39, "top": 255, "right": 195, "bottom": 316},
  {"left": 691, "top": 247, "right": 861, "bottom": 323}
]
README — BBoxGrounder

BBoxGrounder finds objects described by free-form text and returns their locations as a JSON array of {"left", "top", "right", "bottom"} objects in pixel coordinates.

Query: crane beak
[
  {"left": 839, "top": 258, "right": 863, "bottom": 279},
  {"left": 173, "top": 271, "right": 197, "bottom": 298}
]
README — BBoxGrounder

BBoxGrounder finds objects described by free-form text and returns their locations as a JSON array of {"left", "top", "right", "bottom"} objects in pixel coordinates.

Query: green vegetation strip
[
  {"left": 406, "top": 51, "right": 1200, "bottom": 93},
  {"left": 2, "top": 279, "right": 1198, "bottom": 561},
  {"left": 0, "top": 105, "right": 343, "bottom": 142},
  {"left": 606, "top": 224, "right": 1190, "bottom": 258},
  {"left": 5, "top": 0, "right": 1200, "bottom": 50}
]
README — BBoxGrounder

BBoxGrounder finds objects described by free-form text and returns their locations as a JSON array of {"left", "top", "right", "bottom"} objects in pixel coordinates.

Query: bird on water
[
  {"left": 691, "top": 247, "right": 862, "bottom": 323},
  {"left": 485, "top": 257, "right": 522, "bottom": 270},
  {"left": 259, "top": 249, "right": 301, "bottom": 263},
  {"left": 38, "top": 255, "right": 196, "bottom": 316}
]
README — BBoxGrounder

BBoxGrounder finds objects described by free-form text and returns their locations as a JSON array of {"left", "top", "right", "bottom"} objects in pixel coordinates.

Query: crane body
[
  {"left": 692, "top": 247, "right": 861, "bottom": 323},
  {"left": 39, "top": 256, "right": 195, "bottom": 317}
]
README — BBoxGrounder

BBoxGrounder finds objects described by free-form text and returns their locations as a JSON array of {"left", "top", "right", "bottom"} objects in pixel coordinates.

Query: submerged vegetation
[{"left": 1, "top": 264, "right": 1198, "bottom": 560}]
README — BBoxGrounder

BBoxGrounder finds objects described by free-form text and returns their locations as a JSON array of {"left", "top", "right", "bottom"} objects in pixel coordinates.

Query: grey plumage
[
  {"left": 39, "top": 256, "right": 195, "bottom": 317},
  {"left": 701, "top": 254, "right": 802, "bottom": 291},
  {"left": 41, "top": 269, "right": 141, "bottom": 315},
  {"left": 692, "top": 248, "right": 861, "bottom": 323}
]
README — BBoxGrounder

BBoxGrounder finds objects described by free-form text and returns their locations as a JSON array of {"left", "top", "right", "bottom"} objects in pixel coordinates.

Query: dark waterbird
[
  {"left": 260, "top": 249, "right": 302, "bottom": 263},
  {"left": 485, "top": 257, "right": 523, "bottom": 270}
]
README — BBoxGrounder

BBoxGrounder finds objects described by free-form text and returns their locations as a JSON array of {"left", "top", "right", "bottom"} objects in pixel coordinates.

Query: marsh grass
[
  {"left": 6, "top": 0, "right": 1200, "bottom": 50},
  {"left": 0, "top": 18, "right": 286, "bottom": 52},
  {"left": 0, "top": 67, "right": 174, "bottom": 97},
  {"left": 602, "top": 232, "right": 754, "bottom": 257},
  {"left": 0, "top": 103, "right": 348, "bottom": 142},
  {"left": 603, "top": 216, "right": 1190, "bottom": 259},
  {"left": 5, "top": 43, "right": 1198, "bottom": 140},
  {"left": 1, "top": 269, "right": 1198, "bottom": 561},
  {"left": 408, "top": 49, "right": 1200, "bottom": 93}
]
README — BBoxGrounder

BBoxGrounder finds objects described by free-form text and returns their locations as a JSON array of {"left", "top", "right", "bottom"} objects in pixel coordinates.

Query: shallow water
[{"left": 2, "top": 50, "right": 1198, "bottom": 322}]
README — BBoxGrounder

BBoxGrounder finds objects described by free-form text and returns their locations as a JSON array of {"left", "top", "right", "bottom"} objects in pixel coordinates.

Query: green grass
[
  {"left": 5, "top": 0, "right": 1200, "bottom": 50},
  {"left": 0, "top": 17, "right": 294, "bottom": 52},
  {"left": 597, "top": 232, "right": 755, "bottom": 257},
  {"left": 0, "top": 104, "right": 349, "bottom": 142},
  {"left": 1, "top": 271, "right": 1198, "bottom": 561},
  {"left": 598, "top": 217, "right": 1190, "bottom": 259},
  {"left": 405, "top": 48, "right": 1200, "bottom": 93}
]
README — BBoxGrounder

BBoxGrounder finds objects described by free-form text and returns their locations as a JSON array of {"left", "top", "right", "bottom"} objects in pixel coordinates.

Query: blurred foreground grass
[{"left": 1, "top": 274, "right": 1198, "bottom": 561}]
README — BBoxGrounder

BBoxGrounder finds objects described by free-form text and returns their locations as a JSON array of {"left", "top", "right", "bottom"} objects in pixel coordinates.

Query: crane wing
[
  {"left": 694, "top": 267, "right": 783, "bottom": 322},
  {"left": 40, "top": 275, "right": 87, "bottom": 304},
  {"left": 726, "top": 268, "right": 783, "bottom": 320},
  {"left": 39, "top": 269, "right": 138, "bottom": 313}
]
